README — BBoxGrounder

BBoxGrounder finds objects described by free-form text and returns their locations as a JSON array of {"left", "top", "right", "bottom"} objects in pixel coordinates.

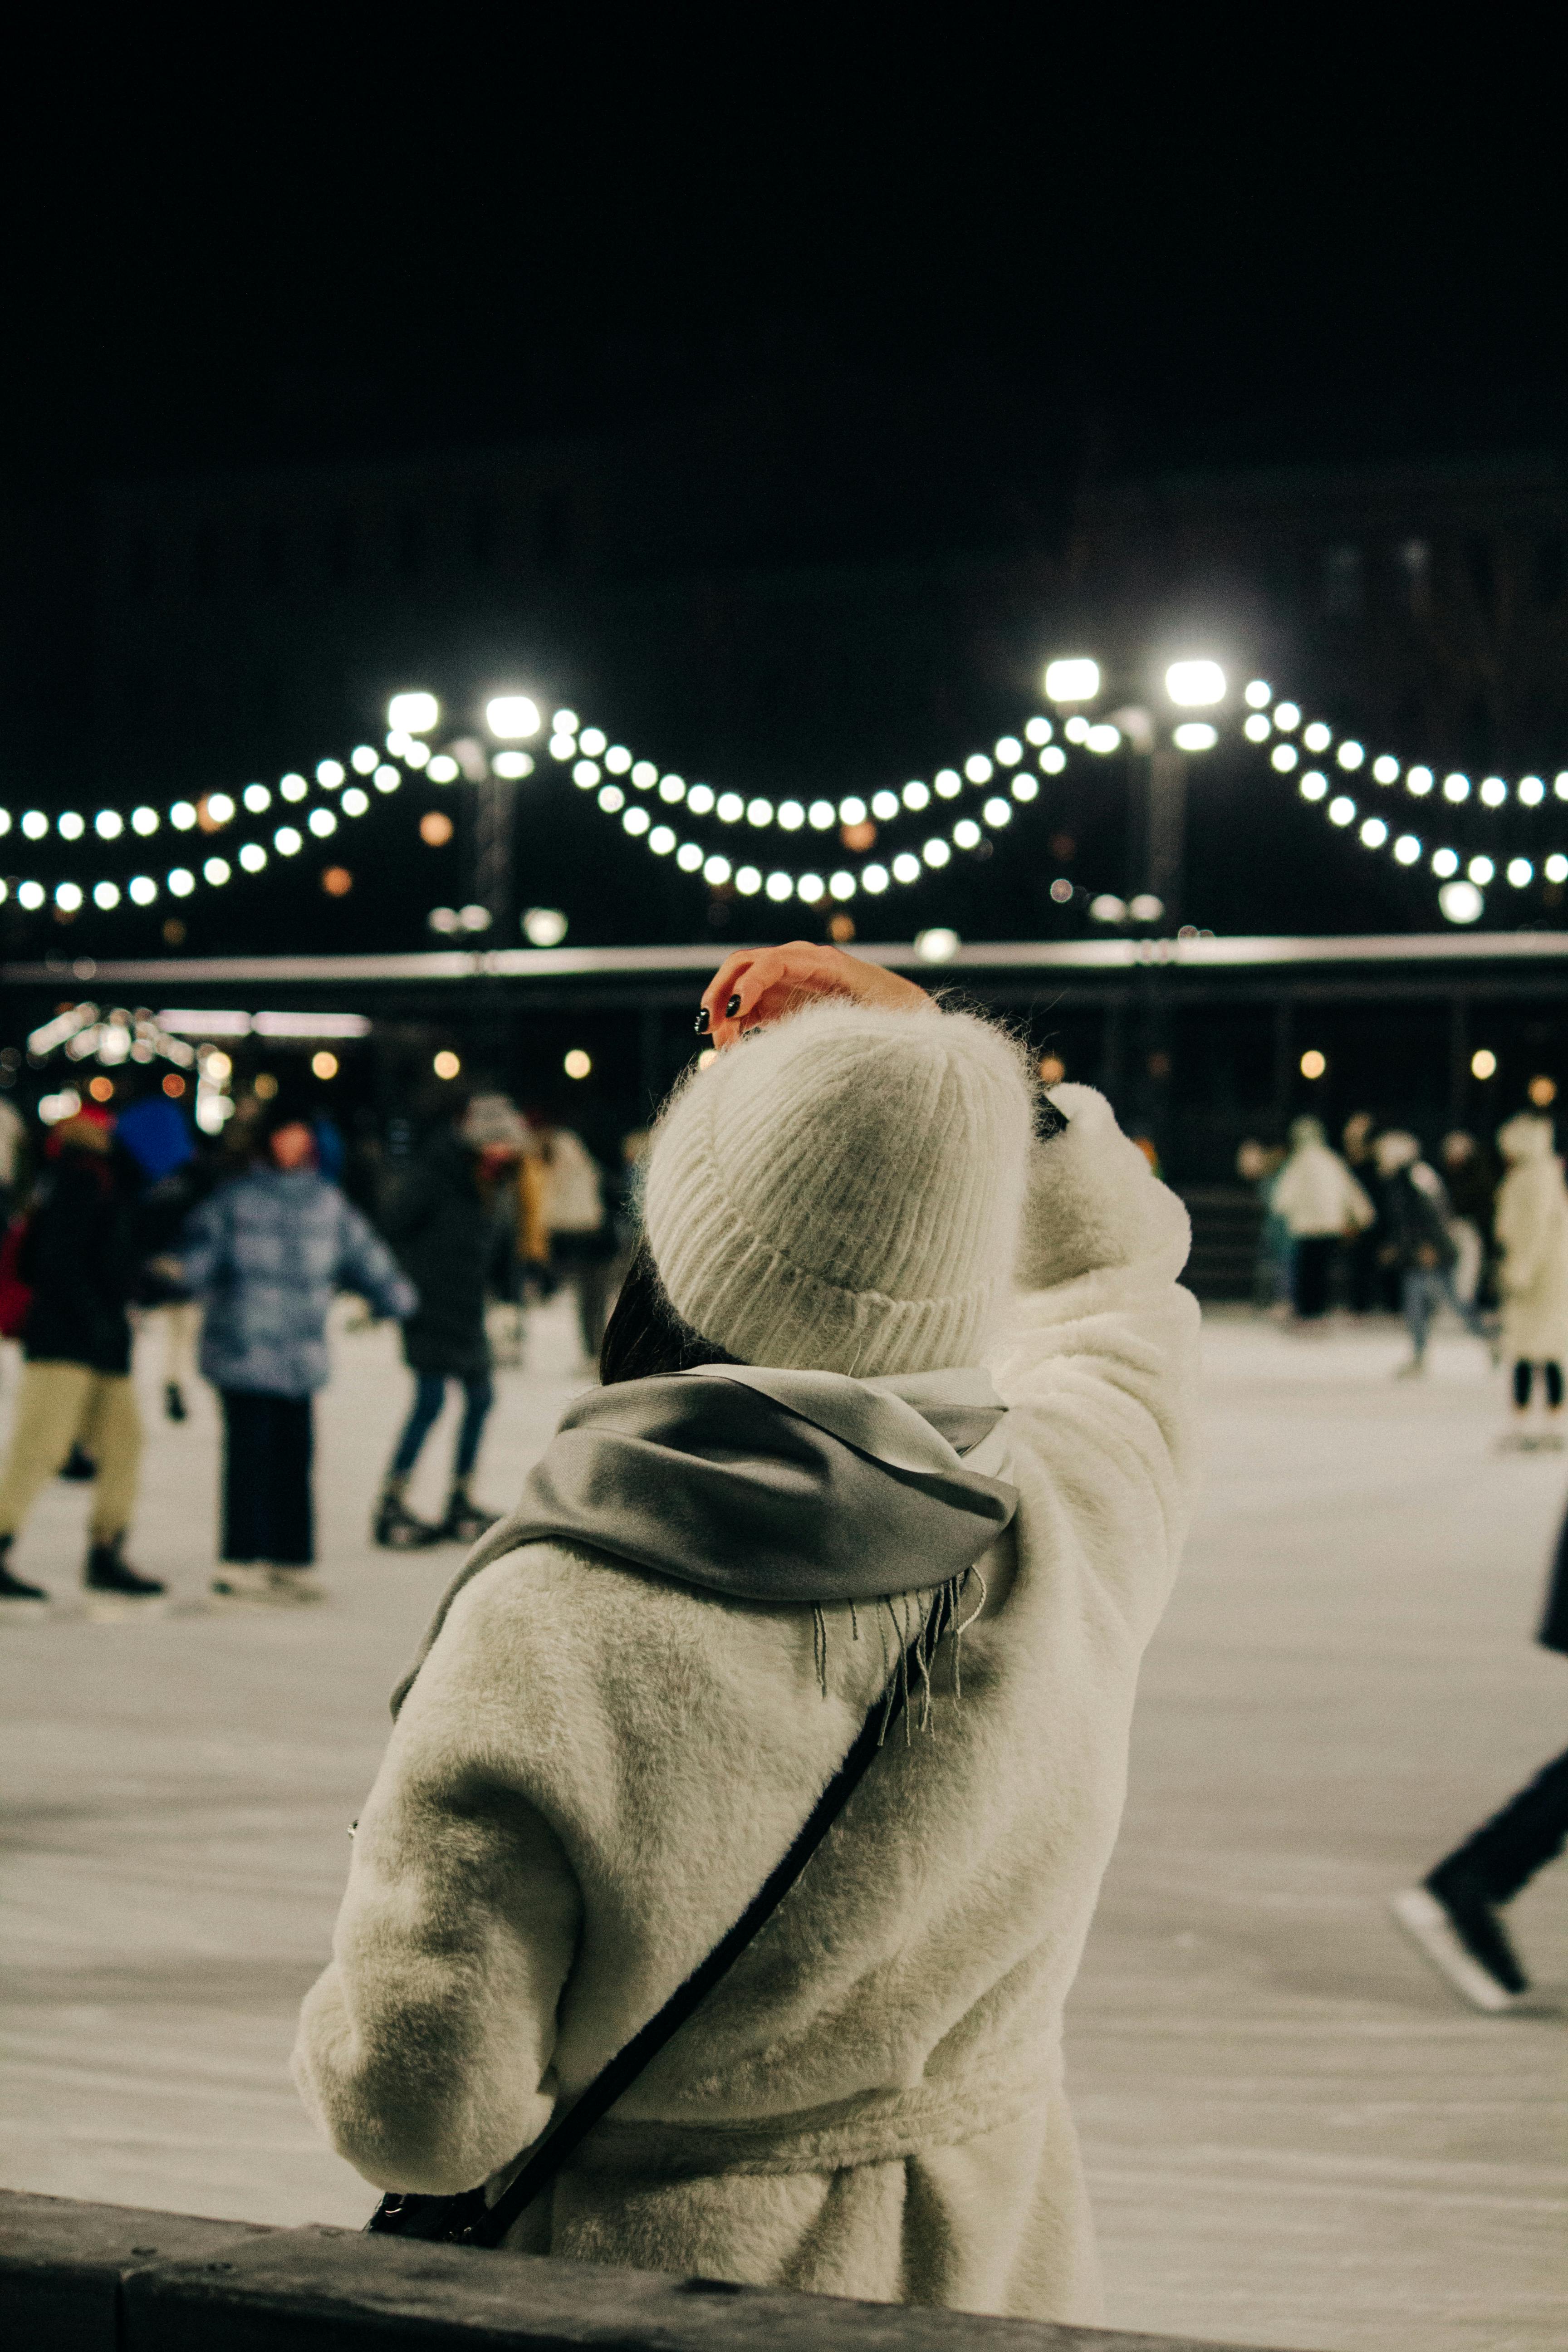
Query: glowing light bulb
[
  {"left": 486, "top": 696, "right": 539, "bottom": 739},
  {"left": 1244, "top": 680, "right": 1272, "bottom": 708},
  {"left": 1372, "top": 756, "right": 1401, "bottom": 785},
  {"left": 1439, "top": 879, "right": 1484, "bottom": 924},
  {"left": 1165, "top": 660, "right": 1226, "bottom": 707},
  {"left": 1507, "top": 857, "right": 1533, "bottom": 887},
  {"left": 1302, "top": 723, "right": 1332, "bottom": 754},
  {"left": 1480, "top": 776, "right": 1507, "bottom": 807},
  {"left": 1299, "top": 772, "right": 1328, "bottom": 801},
  {"left": 1044, "top": 658, "right": 1100, "bottom": 703},
  {"left": 1393, "top": 835, "right": 1421, "bottom": 865},
  {"left": 388, "top": 693, "right": 438, "bottom": 734},
  {"left": 1272, "top": 744, "right": 1300, "bottom": 772}
]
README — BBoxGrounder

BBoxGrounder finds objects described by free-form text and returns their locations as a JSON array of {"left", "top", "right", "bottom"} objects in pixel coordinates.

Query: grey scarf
[{"left": 392, "top": 1363, "right": 1017, "bottom": 1716}]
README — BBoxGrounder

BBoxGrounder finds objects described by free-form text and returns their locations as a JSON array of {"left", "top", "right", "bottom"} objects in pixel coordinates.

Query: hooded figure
[
  {"left": 1494, "top": 1113, "right": 1568, "bottom": 1425},
  {"left": 293, "top": 946, "right": 1201, "bottom": 2322},
  {"left": 1271, "top": 1114, "right": 1374, "bottom": 1320}
]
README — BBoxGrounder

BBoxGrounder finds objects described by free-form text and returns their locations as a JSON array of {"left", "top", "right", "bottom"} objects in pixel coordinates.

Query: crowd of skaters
[
  {"left": 1240, "top": 1102, "right": 1568, "bottom": 1434},
  {"left": 0, "top": 1074, "right": 639, "bottom": 1608}
]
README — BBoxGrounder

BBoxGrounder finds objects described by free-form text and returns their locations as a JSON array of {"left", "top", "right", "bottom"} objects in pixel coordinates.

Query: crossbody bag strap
[{"left": 369, "top": 1580, "right": 956, "bottom": 2249}]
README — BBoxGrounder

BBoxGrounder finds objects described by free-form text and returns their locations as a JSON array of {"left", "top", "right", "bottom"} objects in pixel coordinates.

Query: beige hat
[{"left": 643, "top": 1001, "right": 1033, "bottom": 1375}]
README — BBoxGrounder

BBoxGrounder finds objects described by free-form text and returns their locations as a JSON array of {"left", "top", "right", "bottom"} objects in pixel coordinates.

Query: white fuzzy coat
[
  {"left": 1495, "top": 1117, "right": 1568, "bottom": 1362},
  {"left": 294, "top": 1083, "right": 1201, "bottom": 2320}
]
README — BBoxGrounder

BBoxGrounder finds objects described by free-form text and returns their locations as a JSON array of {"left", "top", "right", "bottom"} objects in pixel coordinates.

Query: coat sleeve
[
  {"left": 293, "top": 1600, "right": 583, "bottom": 2193},
  {"left": 985, "top": 1083, "right": 1203, "bottom": 1646},
  {"left": 172, "top": 1189, "right": 230, "bottom": 1294},
  {"left": 335, "top": 1195, "right": 418, "bottom": 1320}
]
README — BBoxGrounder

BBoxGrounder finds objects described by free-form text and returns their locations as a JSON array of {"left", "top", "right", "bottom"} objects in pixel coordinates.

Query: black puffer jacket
[
  {"left": 383, "top": 1130, "right": 492, "bottom": 1379},
  {"left": 16, "top": 1149, "right": 137, "bottom": 1374},
  {"left": 1380, "top": 1164, "right": 1457, "bottom": 1274}
]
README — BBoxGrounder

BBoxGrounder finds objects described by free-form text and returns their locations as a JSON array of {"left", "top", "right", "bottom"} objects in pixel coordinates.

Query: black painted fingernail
[
  {"left": 725, "top": 994, "right": 741, "bottom": 1017},
  {"left": 694, "top": 1008, "right": 710, "bottom": 1034}
]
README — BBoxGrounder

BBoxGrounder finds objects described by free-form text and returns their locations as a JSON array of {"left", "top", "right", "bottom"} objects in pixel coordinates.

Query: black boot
[
  {"left": 1425, "top": 1859, "right": 1528, "bottom": 1995},
  {"left": 84, "top": 1534, "right": 166, "bottom": 1597},
  {"left": 165, "top": 1382, "right": 188, "bottom": 1423},
  {"left": 372, "top": 1474, "right": 437, "bottom": 1551},
  {"left": 0, "top": 1535, "right": 48, "bottom": 1603},
  {"left": 59, "top": 1443, "right": 97, "bottom": 1483},
  {"left": 438, "top": 1485, "right": 499, "bottom": 1545}
]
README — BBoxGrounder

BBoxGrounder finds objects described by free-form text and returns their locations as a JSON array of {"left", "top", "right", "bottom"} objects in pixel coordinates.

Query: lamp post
[
  {"left": 388, "top": 691, "right": 544, "bottom": 944},
  {"left": 1043, "top": 654, "right": 1229, "bottom": 1166}
]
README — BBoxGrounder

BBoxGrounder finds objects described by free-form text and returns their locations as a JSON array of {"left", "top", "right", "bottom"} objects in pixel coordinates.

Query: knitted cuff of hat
[{"left": 643, "top": 1000, "right": 1034, "bottom": 1377}]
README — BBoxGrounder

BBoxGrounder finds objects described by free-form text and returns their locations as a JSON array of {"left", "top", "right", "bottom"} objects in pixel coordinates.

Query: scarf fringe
[{"left": 803, "top": 1563, "right": 985, "bottom": 1743}]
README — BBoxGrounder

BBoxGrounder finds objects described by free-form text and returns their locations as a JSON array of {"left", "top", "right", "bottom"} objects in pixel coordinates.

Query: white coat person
[
  {"left": 1270, "top": 1113, "right": 1375, "bottom": 1321},
  {"left": 1494, "top": 1112, "right": 1568, "bottom": 1434},
  {"left": 293, "top": 943, "right": 1202, "bottom": 2322}
]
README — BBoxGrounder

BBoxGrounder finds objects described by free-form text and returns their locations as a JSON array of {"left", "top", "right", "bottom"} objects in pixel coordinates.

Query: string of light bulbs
[
  {"left": 516, "top": 705, "right": 1068, "bottom": 907},
  {"left": 0, "top": 747, "right": 401, "bottom": 917},
  {"left": 8, "top": 673, "right": 1568, "bottom": 929},
  {"left": 1233, "top": 677, "right": 1568, "bottom": 923}
]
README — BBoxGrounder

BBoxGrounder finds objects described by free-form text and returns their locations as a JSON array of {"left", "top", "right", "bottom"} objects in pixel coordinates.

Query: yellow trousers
[{"left": 0, "top": 1361, "right": 142, "bottom": 1544}]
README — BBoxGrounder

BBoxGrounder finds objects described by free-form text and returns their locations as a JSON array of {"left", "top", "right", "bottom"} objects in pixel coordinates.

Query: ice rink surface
[{"left": 1, "top": 1298, "right": 1563, "bottom": 2352}]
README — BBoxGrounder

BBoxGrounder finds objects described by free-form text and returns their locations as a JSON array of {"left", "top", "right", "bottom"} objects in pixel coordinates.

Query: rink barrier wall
[{"left": 0, "top": 2190, "right": 1289, "bottom": 2352}]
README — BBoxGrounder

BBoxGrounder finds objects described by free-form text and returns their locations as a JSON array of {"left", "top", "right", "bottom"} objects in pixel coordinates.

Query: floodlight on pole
[
  {"left": 1164, "top": 661, "right": 1227, "bottom": 708},
  {"left": 485, "top": 696, "right": 541, "bottom": 740},
  {"left": 387, "top": 691, "right": 440, "bottom": 735},
  {"left": 1044, "top": 658, "right": 1101, "bottom": 705}
]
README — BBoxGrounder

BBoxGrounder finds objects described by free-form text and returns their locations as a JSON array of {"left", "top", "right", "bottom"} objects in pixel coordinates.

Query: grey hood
[{"left": 393, "top": 1362, "right": 1016, "bottom": 1715}]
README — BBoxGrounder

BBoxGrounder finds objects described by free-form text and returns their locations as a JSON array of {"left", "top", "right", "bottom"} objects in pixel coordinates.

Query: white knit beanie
[{"left": 643, "top": 1001, "right": 1034, "bottom": 1375}]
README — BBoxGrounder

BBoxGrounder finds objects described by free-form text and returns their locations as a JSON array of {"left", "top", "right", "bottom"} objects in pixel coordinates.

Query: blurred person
[
  {"left": 0, "top": 1090, "right": 26, "bottom": 1225},
  {"left": 294, "top": 941, "right": 1202, "bottom": 2320},
  {"left": 1493, "top": 1112, "right": 1568, "bottom": 1448},
  {"left": 117, "top": 1093, "right": 210, "bottom": 1422},
  {"left": 1374, "top": 1131, "right": 1492, "bottom": 1376},
  {"left": 1341, "top": 1112, "right": 1387, "bottom": 1314},
  {"left": 1272, "top": 1114, "right": 1375, "bottom": 1321},
  {"left": 374, "top": 1093, "right": 524, "bottom": 1551},
  {"left": 1440, "top": 1129, "right": 1497, "bottom": 1310},
  {"left": 1236, "top": 1138, "right": 1289, "bottom": 1311},
  {"left": 1392, "top": 1503, "right": 1568, "bottom": 2007},
  {"left": 0, "top": 1110, "right": 163, "bottom": 1605},
  {"left": 176, "top": 1100, "right": 416, "bottom": 1604},
  {"left": 539, "top": 1117, "right": 617, "bottom": 1364}
]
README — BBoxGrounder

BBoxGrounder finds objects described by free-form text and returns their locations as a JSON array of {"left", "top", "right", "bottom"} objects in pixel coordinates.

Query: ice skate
[
  {"left": 84, "top": 1536, "right": 165, "bottom": 1598},
  {"left": 437, "top": 1484, "right": 500, "bottom": 1545},
  {"left": 210, "top": 1564, "right": 278, "bottom": 1602},
  {"left": 267, "top": 1567, "right": 326, "bottom": 1604},
  {"left": 1389, "top": 1872, "right": 1525, "bottom": 2012},
  {"left": 0, "top": 1539, "right": 49, "bottom": 1607},
  {"left": 373, "top": 1475, "right": 438, "bottom": 1551}
]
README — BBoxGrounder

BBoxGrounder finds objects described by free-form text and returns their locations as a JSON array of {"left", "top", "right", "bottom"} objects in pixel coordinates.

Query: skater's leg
[
  {"left": 391, "top": 1374, "right": 446, "bottom": 1478},
  {"left": 79, "top": 1375, "right": 142, "bottom": 1545},
  {"left": 453, "top": 1375, "right": 494, "bottom": 1482},
  {"left": 0, "top": 1362, "right": 93, "bottom": 1539}
]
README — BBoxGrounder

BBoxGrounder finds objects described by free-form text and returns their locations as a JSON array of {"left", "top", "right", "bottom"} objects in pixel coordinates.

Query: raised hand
[{"left": 696, "top": 942, "right": 930, "bottom": 1050}]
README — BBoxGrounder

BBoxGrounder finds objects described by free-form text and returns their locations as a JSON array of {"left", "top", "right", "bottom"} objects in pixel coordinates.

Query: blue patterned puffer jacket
[{"left": 180, "top": 1167, "right": 416, "bottom": 1397}]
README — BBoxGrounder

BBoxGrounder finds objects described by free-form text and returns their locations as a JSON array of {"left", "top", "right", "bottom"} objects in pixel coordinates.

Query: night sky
[{"left": 4, "top": 42, "right": 1565, "bottom": 958}]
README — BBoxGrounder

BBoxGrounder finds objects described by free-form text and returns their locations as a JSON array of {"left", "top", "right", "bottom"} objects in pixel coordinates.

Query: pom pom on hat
[{"left": 644, "top": 1001, "right": 1033, "bottom": 1375}]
